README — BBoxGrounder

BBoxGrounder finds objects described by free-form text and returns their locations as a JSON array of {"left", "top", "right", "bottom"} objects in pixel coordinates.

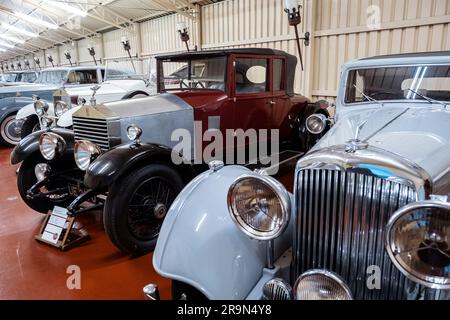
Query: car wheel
[
  {"left": 20, "top": 115, "right": 40, "bottom": 139},
  {"left": 17, "top": 153, "right": 74, "bottom": 213},
  {"left": 103, "top": 164, "right": 184, "bottom": 255},
  {"left": 0, "top": 113, "right": 22, "bottom": 147},
  {"left": 172, "top": 281, "right": 207, "bottom": 300}
]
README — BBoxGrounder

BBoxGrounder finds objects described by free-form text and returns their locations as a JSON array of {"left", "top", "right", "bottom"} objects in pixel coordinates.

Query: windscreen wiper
[
  {"left": 407, "top": 88, "right": 448, "bottom": 108},
  {"left": 353, "top": 84, "right": 384, "bottom": 107}
]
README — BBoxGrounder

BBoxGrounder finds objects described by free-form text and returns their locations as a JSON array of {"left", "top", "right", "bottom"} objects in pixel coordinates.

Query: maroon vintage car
[{"left": 13, "top": 48, "right": 330, "bottom": 254}]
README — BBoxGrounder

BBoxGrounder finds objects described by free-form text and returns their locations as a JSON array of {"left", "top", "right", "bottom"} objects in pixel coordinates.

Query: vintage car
[
  {"left": 0, "top": 66, "right": 103, "bottom": 146},
  {"left": 16, "top": 57, "right": 156, "bottom": 137},
  {"left": 11, "top": 48, "right": 329, "bottom": 254},
  {"left": 150, "top": 51, "right": 450, "bottom": 300},
  {"left": 0, "top": 70, "right": 39, "bottom": 87}
]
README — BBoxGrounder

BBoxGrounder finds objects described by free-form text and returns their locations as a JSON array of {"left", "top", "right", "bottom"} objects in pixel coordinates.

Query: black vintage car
[{"left": 11, "top": 48, "right": 330, "bottom": 255}]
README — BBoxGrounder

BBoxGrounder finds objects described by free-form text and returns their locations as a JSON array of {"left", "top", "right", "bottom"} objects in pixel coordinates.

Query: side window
[
  {"left": 273, "top": 58, "right": 284, "bottom": 91},
  {"left": 235, "top": 58, "right": 268, "bottom": 94},
  {"left": 67, "top": 70, "right": 98, "bottom": 84}
]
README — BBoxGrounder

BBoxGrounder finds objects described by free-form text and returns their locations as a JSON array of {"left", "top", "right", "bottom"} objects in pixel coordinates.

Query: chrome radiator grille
[
  {"left": 73, "top": 116, "right": 110, "bottom": 150},
  {"left": 294, "top": 169, "right": 417, "bottom": 300}
]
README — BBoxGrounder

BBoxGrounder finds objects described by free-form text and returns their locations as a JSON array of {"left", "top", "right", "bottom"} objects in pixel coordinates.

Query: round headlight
[
  {"left": 262, "top": 278, "right": 293, "bottom": 300},
  {"left": 55, "top": 101, "right": 69, "bottom": 117},
  {"left": 305, "top": 113, "right": 328, "bottom": 135},
  {"left": 227, "top": 175, "right": 290, "bottom": 241},
  {"left": 74, "top": 140, "right": 102, "bottom": 171},
  {"left": 385, "top": 200, "right": 450, "bottom": 290},
  {"left": 127, "top": 124, "right": 142, "bottom": 141},
  {"left": 39, "top": 132, "right": 66, "bottom": 160},
  {"left": 294, "top": 270, "right": 353, "bottom": 300},
  {"left": 34, "top": 100, "right": 49, "bottom": 117},
  {"left": 34, "top": 163, "right": 51, "bottom": 182}
]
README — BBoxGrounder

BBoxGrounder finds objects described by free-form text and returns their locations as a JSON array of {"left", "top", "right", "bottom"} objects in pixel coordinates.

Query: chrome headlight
[
  {"left": 34, "top": 163, "right": 51, "bottom": 182},
  {"left": 39, "top": 132, "right": 66, "bottom": 160},
  {"left": 294, "top": 270, "right": 353, "bottom": 300},
  {"left": 305, "top": 113, "right": 328, "bottom": 135},
  {"left": 34, "top": 99, "right": 49, "bottom": 117},
  {"left": 74, "top": 140, "right": 102, "bottom": 171},
  {"left": 227, "top": 174, "right": 290, "bottom": 241},
  {"left": 55, "top": 101, "right": 70, "bottom": 117},
  {"left": 385, "top": 200, "right": 450, "bottom": 290},
  {"left": 262, "top": 278, "right": 293, "bottom": 300},
  {"left": 127, "top": 124, "right": 142, "bottom": 141}
]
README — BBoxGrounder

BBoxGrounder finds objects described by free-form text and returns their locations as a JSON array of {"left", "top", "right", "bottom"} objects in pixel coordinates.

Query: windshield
[
  {"left": 159, "top": 56, "right": 226, "bottom": 91},
  {"left": 36, "top": 70, "right": 68, "bottom": 84},
  {"left": 345, "top": 65, "right": 450, "bottom": 104},
  {"left": 105, "top": 57, "right": 153, "bottom": 81}
]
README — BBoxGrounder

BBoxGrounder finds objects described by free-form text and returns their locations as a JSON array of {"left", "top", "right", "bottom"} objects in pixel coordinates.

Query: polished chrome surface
[
  {"left": 294, "top": 269, "right": 353, "bottom": 300},
  {"left": 262, "top": 278, "right": 293, "bottom": 300},
  {"left": 292, "top": 145, "right": 433, "bottom": 299},
  {"left": 385, "top": 200, "right": 450, "bottom": 290},
  {"left": 73, "top": 117, "right": 110, "bottom": 151},
  {"left": 208, "top": 160, "right": 224, "bottom": 172},
  {"left": 143, "top": 283, "right": 160, "bottom": 300}
]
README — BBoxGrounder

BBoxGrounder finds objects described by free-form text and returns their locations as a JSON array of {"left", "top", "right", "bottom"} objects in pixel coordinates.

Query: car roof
[
  {"left": 41, "top": 65, "right": 105, "bottom": 72},
  {"left": 343, "top": 51, "right": 450, "bottom": 69},
  {"left": 156, "top": 48, "right": 295, "bottom": 60}
]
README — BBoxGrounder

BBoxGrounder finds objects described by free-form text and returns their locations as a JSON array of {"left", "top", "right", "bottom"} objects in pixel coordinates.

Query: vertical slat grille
[
  {"left": 294, "top": 169, "right": 417, "bottom": 300},
  {"left": 73, "top": 116, "right": 110, "bottom": 151}
]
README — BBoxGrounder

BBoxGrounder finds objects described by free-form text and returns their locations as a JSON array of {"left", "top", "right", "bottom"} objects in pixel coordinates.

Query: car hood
[
  {"left": 88, "top": 92, "right": 193, "bottom": 119},
  {"left": 313, "top": 105, "right": 450, "bottom": 184}
]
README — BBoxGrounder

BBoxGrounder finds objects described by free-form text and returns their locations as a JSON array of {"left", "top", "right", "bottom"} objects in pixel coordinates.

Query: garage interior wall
[{"left": 5, "top": 0, "right": 450, "bottom": 103}]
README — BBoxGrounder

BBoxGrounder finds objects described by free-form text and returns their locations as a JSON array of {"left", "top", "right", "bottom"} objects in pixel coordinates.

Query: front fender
[
  {"left": 57, "top": 104, "right": 81, "bottom": 127},
  {"left": 84, "top": 143, "right": 178, "bottom": 190},
  {"left": 10, "top": 127, "right": 75, "bottom": 165},
  {"left": 153, "top": 165, "right": 293, "bottom": 300}
]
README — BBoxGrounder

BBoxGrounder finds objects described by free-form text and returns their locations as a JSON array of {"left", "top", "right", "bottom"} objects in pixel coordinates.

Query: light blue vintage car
[{"left": 150, "top": 51, "right": 450, "bottom": 300}]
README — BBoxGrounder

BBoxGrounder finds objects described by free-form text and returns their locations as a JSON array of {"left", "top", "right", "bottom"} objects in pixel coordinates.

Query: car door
[{"left": 230, "top": 54, "right": 274, "bottom": 163}]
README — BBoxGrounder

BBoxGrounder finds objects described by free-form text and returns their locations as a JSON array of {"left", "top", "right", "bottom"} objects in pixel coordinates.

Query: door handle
[{"left": 268, "top": 101, "right": 276, "bottom": 105}]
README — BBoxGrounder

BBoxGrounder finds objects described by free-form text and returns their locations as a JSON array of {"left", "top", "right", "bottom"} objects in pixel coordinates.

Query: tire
[
  {"left": 17, "top": 153, "right": 74, "bottom": 213},
  {"left": 0, "top": 113, "right": 22, "bottom": 147},
  {"left": 103, "top": 164, "right": 184, "bottom": 255},
  {"left": 20, "top": 115, "right": 40, "bottom": 139},
  {"left": 172, "top": 281, "right": 207, "bottom": 300}
]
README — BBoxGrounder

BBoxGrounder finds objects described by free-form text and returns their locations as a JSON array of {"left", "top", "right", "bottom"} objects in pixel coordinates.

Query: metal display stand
[{"left": 35, "top": 210, "right": 90, "bottom": 251}]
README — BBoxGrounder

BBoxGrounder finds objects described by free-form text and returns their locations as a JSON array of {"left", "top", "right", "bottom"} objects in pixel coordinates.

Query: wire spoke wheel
[{"left": 127, "top": 176, "right": 176, "bottom": 241}]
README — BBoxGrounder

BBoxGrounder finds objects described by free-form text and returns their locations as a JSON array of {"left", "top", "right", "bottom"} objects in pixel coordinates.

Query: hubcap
[
  {"left": 1, "top": 115, "right": 22, "bottom": 144},
  {"left": 154, "top": 203, "right": 167, "bottom": 219}
]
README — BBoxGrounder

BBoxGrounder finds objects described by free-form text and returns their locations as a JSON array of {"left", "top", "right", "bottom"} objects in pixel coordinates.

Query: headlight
[
  {"left": 127, "top": 124, "right": 142, "bottom": 141},
  {"left": 34, "top": 100, "right": 49, "bottom": 117},
  {"left": 262, "top": 278, "right": 293, "bottom": 300},
  {"left": 385, "top": 200, "right": 450, "bottom": 290},
  {"left": 227, "top": 175, "right": 290, "bottom": 241},
  {"left": 294, "top": 270, "right": 353, "bottom": 300},
  {"left": 74, "top": 140, "right": 102, "bottom": 171},
  {"left": 39, "top": 132, "right": 66, "bottom": 160},
  {"left": 305, "top": 113, "right": 328, "bottom": 135},
  {"left": 40, "top": 116, "right": 53, "bottom": 128},
  {"left": 55, "top": 101, "right": 70, "bottom": 117}
]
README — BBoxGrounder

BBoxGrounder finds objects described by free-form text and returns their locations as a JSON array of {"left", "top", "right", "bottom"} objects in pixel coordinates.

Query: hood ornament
[
  {"left": 90, "top": 84, "right": 101, "bottom": 107},
  {"left": 345, "top": 119, "right": 369, "bottom": 153}
]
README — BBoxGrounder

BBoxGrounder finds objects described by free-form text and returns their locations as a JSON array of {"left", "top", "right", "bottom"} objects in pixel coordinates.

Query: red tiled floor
[{"left": 0, "top": 146, "right": 294, "bottom": 300}]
